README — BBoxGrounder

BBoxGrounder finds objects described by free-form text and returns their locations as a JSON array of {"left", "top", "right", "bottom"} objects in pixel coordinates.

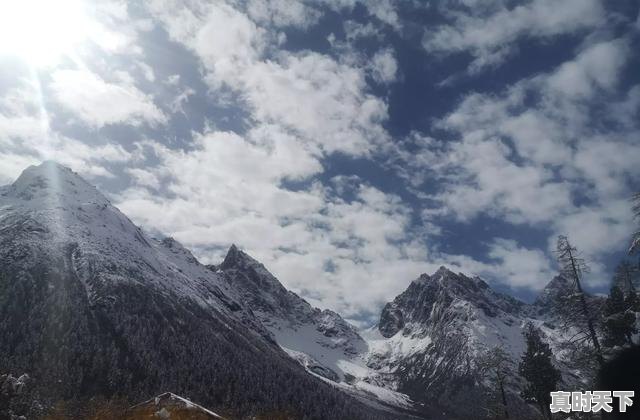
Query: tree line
[{"left": 479, "top": 193, "right": 640, "bottom": 420}]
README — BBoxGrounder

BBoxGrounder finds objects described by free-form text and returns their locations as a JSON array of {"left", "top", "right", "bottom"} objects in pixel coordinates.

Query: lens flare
[{"left": 0, "top": 0, "right": 92, "bottom": 66}]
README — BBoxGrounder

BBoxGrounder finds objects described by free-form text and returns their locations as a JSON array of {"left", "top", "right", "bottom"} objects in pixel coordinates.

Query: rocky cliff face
[{"left": 214, "top": 245, "right": 366, "bottom": 359}]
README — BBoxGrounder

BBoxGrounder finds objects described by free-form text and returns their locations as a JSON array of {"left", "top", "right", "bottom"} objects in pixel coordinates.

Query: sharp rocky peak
[
  {"left": 416, "top": 266, "right": 491, "bottom": 294},
  {"left": 533, "top": 275, "right": 587, "bottom": 315},
  {"left": 378, "top": 267, "right": 523, "bottom": 338},
  {"left": 220, "top": 244, "right": 262, "bottom": 270}
]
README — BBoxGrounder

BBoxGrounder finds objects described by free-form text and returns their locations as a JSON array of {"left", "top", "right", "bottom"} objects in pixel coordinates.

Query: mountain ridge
[
  {"left": 0, "top": 162, "right": 402, "bottom": 419},
  {"left": 0, "top": 162, "right": 612, "bottom": 419}
]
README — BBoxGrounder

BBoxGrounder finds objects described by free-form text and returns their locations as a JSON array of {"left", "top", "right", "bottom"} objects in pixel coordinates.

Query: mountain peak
[
  {"left": 434, "top": 265, "right": 456, "bottom": 278},
  {"left": 534, "top": 275, "right": 574, "bottom": 309},
  {"left": 417, "top": 266, "right": 485, "bottom": 290},
  {"left": 220, "top": 244, "right": 259, "bottom": 270},
  {"left": 436, "top": 265, "right": 452, "bottom": 273},
  {"left": 413, "top": 266, "right": 454, "bottom": 285},
  {"left": 6, "top": 161, "right": 109, "bottom": 206}
]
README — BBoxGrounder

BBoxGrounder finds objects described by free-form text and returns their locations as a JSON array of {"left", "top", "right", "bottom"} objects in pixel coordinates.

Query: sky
[{"left": 0, "top": 0, "right": 638, "bottom": 325}]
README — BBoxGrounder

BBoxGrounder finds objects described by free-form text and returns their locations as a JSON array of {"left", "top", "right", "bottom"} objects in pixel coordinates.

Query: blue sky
[{"left": 0, "top": 0, "right": 638, "bottom": 324}]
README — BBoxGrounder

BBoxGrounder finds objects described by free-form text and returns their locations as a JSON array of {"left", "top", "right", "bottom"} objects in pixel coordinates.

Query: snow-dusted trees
[
  {"left": 630, "top": 192, "right": 640, "bottom": 254},
  {"left": 603, "top": 285, "right": 637, "bottom": 347},
  {"left": 518, "top": 323, "right": 560, "bottom": 420},
  {"left": 0, "top": 373, "right": 35, "bottom": 420},
  {"left": 555, "top": 235, "right": 604, "bottom": 367},
  {"left": 478, "top": 346, "right": 514, "bottom": 419}
]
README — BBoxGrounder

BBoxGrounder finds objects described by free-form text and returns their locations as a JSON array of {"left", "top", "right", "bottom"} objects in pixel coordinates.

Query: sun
[{"left": 0, "top": 0, "right": 92, "bottom": 66}]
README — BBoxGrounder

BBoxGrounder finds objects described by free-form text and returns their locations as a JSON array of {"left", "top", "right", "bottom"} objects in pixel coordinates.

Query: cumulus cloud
[
  {"left": 116, "top": 127, "right": 433, "bottom": 319},
  {"left": 246, "top": 0, "right": 321, "bottom": 29},
  {"left": 484, "top": 239, "right": 555, "bottom": 290},
  {"left": 369, "top": 48, "right": 398, "bottom": 84},
  {"left": 0, "top": 79, "right": 136, "bottom": 183},
  {"left": 50, "top": 68, "right": 167, "bottom": 128},
  {"left": 396, "top": 36, "right": 638, "bottom": 283},
  {"left": 546, "top": 39, "right": 629, "bottom": 98},
  {"left": 1, "top": 0, "right": 635, "bottom": 320},
  {"left": 148, "top": 0, "right": 389, "bottom": 157}
]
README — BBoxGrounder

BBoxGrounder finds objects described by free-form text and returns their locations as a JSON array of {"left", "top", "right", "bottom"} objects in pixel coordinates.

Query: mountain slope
[
  {"left": 0, "top": 162, "right": 398, "bottom": 419},
  {"left": 212, "top": 245, "right": 422, "bottom": 416},
  {"left": 365, "top": 267, "right": 608, "bottom": 419},
  {"left": 2, "top": 162, "right": 616, "bottom": 420},
  {"left": 129, "top": 392, "right": 226, "bottom": 419}
]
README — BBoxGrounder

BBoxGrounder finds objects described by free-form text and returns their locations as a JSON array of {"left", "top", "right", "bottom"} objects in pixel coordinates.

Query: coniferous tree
[
  {"left": 519, "top": 323, "right": 561, "bottom": 420},
  {"left": 613, "top": 261, "right": 637, "bottom": 293},
  {"left": 603, "top": 285, "right": 637, "bottom": 347},
  {"left": 478, "top": 346, "right": 514, "bottom": 419},
  {"left": 625, "top": 289, "right": 639, "bottom": 313},
  {"left": 627, "top": 192, "right": 640, "bottom": 314},
  {"left": 555, "top": 235, "right": 604, "bottom": 367},
  {"left": 630, "top": 192, "right": 640, "bottom": 254},
  {"left": 613, "top": 260, "right": 639, "bottom": 313}
]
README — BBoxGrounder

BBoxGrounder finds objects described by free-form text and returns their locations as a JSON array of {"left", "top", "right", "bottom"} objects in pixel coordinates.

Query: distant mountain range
[{"left": 0, "top": 162, "right": 609, "bottom": 419}]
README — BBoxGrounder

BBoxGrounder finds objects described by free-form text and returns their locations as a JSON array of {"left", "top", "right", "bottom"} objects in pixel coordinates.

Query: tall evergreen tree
[
  {"left": 555, "top": 235, "right": 604, "bottom": 367},
  {"left": 630, "top": 192, "right": 640, "bottom": 254},
  {"left": 518, "top": 323, "right": 561, "bottom": 420},
  {"left": 626, "top": 192, "right": 640, "bottom": 313}
]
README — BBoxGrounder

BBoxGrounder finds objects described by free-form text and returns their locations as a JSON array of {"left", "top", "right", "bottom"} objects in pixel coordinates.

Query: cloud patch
[
  {"left": 50, "top": 68, "right": 167, "bottom": 128},
  {"left": 423, "top": 0, "right": 605, "bottom": 73}
]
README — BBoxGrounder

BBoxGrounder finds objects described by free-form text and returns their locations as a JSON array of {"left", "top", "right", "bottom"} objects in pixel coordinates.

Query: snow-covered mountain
[
  {"left": 210, "top": 248, "right": 600, "bottom": 419},
  {"left": 0, "top": 162, "right": 400, "bottom": 420},
  {"left": 361, "top": 267, "right": 607, "bottom": 419},
  {"left": 212, "top": 244, "right": 422, "bottom": 415},
  {"left": 0, "top": 162, "right": 610, "bottom": 419},
  {"left": 212, "top": 245, "right": 366, "bottom": 374}
]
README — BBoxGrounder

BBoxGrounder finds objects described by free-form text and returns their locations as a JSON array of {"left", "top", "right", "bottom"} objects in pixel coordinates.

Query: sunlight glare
[{"left": 0, "top": 0, "right": 91, "bottom": 66}]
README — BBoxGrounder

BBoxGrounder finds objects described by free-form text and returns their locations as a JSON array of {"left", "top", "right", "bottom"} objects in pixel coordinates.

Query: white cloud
[
  {"left": 2, "top": 0, "right": 632, "bottom": 319},
  {"left": 551, "top": 202, "right": 634, "bottom": 263},
  {"left": 246, "top": 0, "right": 321, "bottom": 28},
  {"left": 546, "top": 39, "right": 628, "bottom": 98},
  {"left": 0, "top": 79, "right": 137, "bottom": 182},
  {"left": 484, "top": 239, "right": 555, "bottom": 290},
  {"left": 0, "top": 153, "right": 41, "bottom": 185},
  {"left": 318, "top": 0, "right": 400, "bottom": 30},
  {"left": 116, "top": 127, "right": 434, "bottom": 319},
  {"left": 125, "top": 168, "right": 162, "bottom": 189},
  {"left": 363, "top": 0, "right": 400, "bottom": 30},
  {"left": 50, "top": 68, "right": 167, "bottom": 128},
  {"left": 395, "top": 36, "right": 638, "bottom": 288},
  {"left": 423, "top": 0, "right": 605, "bottom": 73},
  {"left": 242, "top": 53, "right": 388, "bottom": 155},
  {"left": 369, "top": 49, "right": 398, "bottom": 84},
  {"left": 344, "top": 21, "right": 382, "bottom": 42},
  {"left": 148, "top": 0, "right": 390, "bottom": 157}
]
